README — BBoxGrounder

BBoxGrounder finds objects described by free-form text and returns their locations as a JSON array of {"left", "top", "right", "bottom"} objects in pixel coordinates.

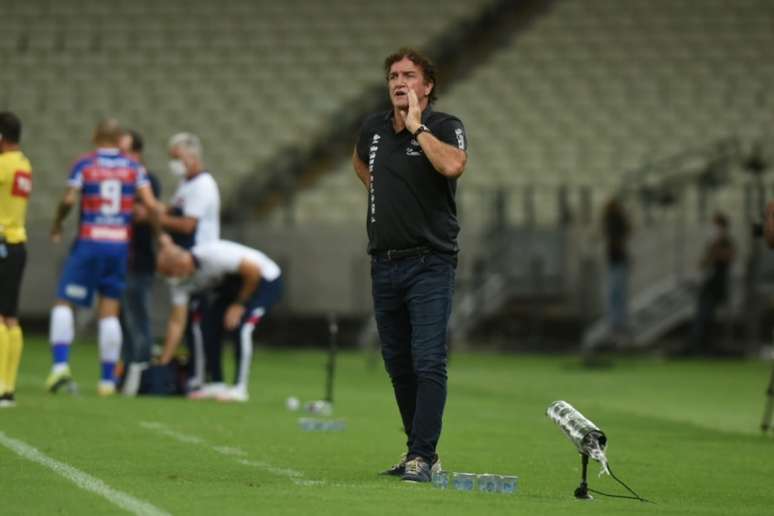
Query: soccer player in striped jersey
[
  {"left": 47, "top": 119, "right": 162, "bottom": 396},
  {"left": 0, "top": 112, "right": 32, "bottom": 408}
]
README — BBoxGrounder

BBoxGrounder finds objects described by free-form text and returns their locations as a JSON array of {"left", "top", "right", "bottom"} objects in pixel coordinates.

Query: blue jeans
[
  {"left": 120, "top": 271, "right": 154, "bottom": 363},
  {"left": 371, "top": 252, "right": 456, "bottom": 462},
  {"left": 607, "top": 263, "right": 629, "bottom": 331}
]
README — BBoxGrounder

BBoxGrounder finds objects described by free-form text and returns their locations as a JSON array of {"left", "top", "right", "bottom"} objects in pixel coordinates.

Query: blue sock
[
  {"left": 101, "top": 362, "right": 115, "bottom": 383},
  {"left": 52, "top": 343, "right": 70, "bottom": 365}
]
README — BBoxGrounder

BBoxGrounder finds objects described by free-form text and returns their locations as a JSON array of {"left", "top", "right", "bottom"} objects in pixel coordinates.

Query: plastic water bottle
[
  {"left": 501, "top": 475, "right": 519, "bottom": 494},
  {"left": 432, "top": 471, "right": 519, "bottom": 494},
  {"left": 452, "top": 472, "right": 476, "bottom": 491},
  {"left": 298, "top": 417, "right": 346, "bottom": 432},
  {"left": 478, "top": 474, "right": 501, "bottom": 492},
  {"left": 432, "top": 470, "right": 449, "bottom": 489}
]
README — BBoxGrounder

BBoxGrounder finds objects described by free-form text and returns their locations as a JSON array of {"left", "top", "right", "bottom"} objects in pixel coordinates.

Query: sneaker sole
[
  {"left": 380, "top": 469, "right": 404, "bottom": 477},
  {"left": 48, "top": 377, "right": 73, "bottom": 394}
]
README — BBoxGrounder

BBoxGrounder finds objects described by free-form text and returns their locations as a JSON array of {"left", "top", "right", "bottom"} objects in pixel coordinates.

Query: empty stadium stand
[
  {"left": 0, "top": 0, "right": 499, "bottom": 221},
  {"left": 283, "top": 0, "right": 774, "bottom": 228}
]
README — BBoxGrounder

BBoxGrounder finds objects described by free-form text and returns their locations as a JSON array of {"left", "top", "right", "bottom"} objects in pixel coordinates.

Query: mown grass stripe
[{"left": 0, "top": 431, "right": 170, "bottom": 516}]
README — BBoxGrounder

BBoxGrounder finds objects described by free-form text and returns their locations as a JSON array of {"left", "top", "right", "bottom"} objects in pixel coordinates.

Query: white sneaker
[
  {"left": 122, "top": 362, "right": 149, "bottom": 396},
  {"left": 97, "top": 381, "right": 116, "bottom": 397},
  {"left": 187, "top": 382, "right": 227, "bottom": 400},
  {"left": 216, "top": 386, "right": 249, "bottom": 403},
  {"left": 186, "top": 377, "right": 203, "bottom": 392}
]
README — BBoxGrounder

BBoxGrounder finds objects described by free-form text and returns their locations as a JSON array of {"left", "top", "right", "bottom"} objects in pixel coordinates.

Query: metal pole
[
  {"left": 574, "top": 453, "right": 592, "bottom": 500},
  {"left": 325, "top": 313, "right": 339, "bottom": 403},
  {"left": 760, "top": 361, "right": 774, "bottom": 432}
]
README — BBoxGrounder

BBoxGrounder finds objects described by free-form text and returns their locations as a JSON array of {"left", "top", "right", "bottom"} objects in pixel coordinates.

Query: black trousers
[
  {"left": 0, "top": 242, "right": 27, "bottom": 317},
  {"left": 202, "top": 275, "right": 283, "bottom": 386}
]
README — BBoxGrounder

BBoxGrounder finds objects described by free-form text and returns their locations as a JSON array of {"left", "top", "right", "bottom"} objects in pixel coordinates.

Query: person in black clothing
[
  {"left": 687, "top": 212, "right": 735, "bottom": 355},
  {"left": 602, "top": 198, "right": 630, "bottom": 341},
  {"left": 118, "top": 130, "right": 161, "bottom": 392},
  {"left": 352, "top": 47, "right": 467, "bottom": 483}
]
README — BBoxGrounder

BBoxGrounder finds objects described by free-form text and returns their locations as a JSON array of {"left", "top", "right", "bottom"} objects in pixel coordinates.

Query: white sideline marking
[
  {"left": 140, "top": 421, "right": 322, "bottom": 487},
  {"left": 213, "top": 445, "right": 247, "bottom": 457},
  {"left": 140, "top": 421, "right": 205, "bottom": 445},
  {"left": 0, "top": 431, "right": 170, "bottom": 516}
]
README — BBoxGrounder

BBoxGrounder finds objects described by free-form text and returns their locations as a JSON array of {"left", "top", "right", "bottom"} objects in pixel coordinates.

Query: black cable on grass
[{"left": 589, "top": 462, "right": 654, "bottom": 504}]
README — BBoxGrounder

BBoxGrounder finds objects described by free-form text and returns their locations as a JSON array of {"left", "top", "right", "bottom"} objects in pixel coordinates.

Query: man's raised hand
[
  {"left": 764, "top": 200, "right": 774, "bottom": 248},
  {"left": 400, "top": 88, "right": 422, "bottom": 135}
]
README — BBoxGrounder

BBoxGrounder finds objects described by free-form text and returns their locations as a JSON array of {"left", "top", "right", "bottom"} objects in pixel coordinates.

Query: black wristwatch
[{"left": 413, "top": 124, "right": 430, "bottom": 138}]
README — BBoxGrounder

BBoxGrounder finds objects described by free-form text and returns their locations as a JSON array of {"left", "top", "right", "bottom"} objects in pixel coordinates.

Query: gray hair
[{"left": 168, "top": 132, "right": 203, "bottom": 159}]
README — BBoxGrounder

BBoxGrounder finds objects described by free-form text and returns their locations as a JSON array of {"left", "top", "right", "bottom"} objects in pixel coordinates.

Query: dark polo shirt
[
  {"left": 128, "top": 171, "right": 161, "bottom": 274},
  {"left": 356, "top": 106, "right": 468, "bottom": 255}
]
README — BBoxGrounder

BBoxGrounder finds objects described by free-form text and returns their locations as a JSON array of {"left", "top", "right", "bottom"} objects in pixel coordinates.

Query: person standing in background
[
  {"left": 160, "top": 132, "right": 221, "bottom": 395},
  {"left": 0, "top": 112, "right": 32, "bottom": 408},
  {"left": 118, "top": 129, "right": 161, "bottom": 394},
  {"left": 47, "top": 118, "right": 162, "bottom": 396},
  {"left": 602, "top": 197, "right": 631, "bottom": 344},
  {"left": 686, "top": 212, "right": 735, "bottom": 355}
]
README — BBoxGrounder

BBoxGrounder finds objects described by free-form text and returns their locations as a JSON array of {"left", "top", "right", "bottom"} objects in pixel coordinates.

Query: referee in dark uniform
[{"left": 353, "top": 48, "right": 467, "bottom": 483}]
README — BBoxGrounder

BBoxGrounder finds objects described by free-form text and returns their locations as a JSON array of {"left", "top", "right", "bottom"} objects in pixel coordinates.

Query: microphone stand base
[
  {"left": 574, "top": 453, "right": 593, "bottom": 500},
  {"left": 574, "top": 483, "right": 593, "bottom": 500}
]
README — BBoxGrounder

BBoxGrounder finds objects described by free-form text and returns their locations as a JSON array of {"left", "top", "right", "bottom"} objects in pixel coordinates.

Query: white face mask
[{"left": 169, "top": 159, "right": 187, "bottom": 178}]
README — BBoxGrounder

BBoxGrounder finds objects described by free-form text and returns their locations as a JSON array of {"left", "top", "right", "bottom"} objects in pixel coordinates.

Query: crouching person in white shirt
[{"left": 156, "top": 237, "right": 282, "bottom": 402}]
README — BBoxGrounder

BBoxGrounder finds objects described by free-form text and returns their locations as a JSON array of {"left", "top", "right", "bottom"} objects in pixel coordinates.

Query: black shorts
[{"left": 0, "top": 242, "right": 27, "bottom": 317}]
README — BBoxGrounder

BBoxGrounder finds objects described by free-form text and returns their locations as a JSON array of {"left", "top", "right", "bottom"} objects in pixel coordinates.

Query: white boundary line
[
  {"left": 139, "top": 421, "right": 324, "bottom": 487},
  {"left": 0, "top": 431, "right": 170, "bottom": 516}
]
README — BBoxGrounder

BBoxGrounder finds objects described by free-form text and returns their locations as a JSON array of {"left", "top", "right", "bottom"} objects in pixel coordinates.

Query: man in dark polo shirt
[
  {"left": 353, "top": 47, "right": 468, "bottom": 483},
  {"left": 118, "top": 129, "right": 161, "bottom": 393}
]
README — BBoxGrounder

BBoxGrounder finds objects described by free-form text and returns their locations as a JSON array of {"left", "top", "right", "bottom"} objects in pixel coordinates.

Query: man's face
[
  {"left": 118, "top": 134, "right": 131, "bottom": 153},
  {"left": 388, "top": 57, "right": 433, "bottom": 110},
  {"left": 169, "top": 146, "right": 198, "bottom": 177},
  {"left": 119, "top": 134, "right": 140, "bottom": 161}
]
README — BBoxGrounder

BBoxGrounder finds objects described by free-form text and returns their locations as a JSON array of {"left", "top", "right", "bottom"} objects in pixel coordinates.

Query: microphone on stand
[
  {"left": 546, "top": 400, "right": 609, "bottom": 499},
  {"left": 546, "top": 400, "right": 650, "bottom": 503}
]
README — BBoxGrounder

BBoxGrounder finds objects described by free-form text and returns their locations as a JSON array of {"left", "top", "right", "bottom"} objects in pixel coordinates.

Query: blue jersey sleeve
[
  {"left": 135, "top": 164, "right": 150, "bottom": 190},
  {"left": 68, "top": 160, "right": 86, "bottom": 189}
]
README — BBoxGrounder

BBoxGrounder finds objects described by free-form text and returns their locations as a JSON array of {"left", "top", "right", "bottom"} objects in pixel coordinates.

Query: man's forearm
[
  {"left": 236, "top": 277, "right": 260, "bottom": 305},
  {"left": 161, "top": 214, "right": 197, "bottom": 235},
  {"left": 52, "top": 200, "right": 72, "bottom": 228},
  {"left": 352, "top": 148, "right": 370, "bottom": 190},
  {"left": 234, "top": 261, "right": 262, "bottom": 306},
  {"left": 416, "top": 133, "right": 467, "bottom": 178}
]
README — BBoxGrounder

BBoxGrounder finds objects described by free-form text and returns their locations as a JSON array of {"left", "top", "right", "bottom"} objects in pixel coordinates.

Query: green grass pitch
[{"left": 1, "top": 336, "right": 773, "bottom": 515}]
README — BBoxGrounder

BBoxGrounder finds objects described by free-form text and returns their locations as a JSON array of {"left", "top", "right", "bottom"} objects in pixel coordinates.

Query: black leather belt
[{"left": 373, "top": 246, "right": 433, "bottom": 260}]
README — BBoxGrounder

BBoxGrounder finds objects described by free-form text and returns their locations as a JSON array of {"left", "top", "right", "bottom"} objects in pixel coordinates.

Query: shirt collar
[
  {"left": 185, "top": 170, "right": 207, "bottom": 183},
  {"left": 96, "top": 147, "right": 121, "bottom": 155}
]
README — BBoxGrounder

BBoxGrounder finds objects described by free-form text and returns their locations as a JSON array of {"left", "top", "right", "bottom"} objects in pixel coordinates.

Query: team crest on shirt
[
  {"left": 11, "top": 170, "right": 32, "bottom": 198},
  {"left": 406, "top": 139, "right": 423, "bottom": 156}
]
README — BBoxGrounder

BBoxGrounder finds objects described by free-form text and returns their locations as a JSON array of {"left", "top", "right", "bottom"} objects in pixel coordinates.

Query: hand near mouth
[{"left": 399, "top": 89, "right": 423, "bottom": 135}]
